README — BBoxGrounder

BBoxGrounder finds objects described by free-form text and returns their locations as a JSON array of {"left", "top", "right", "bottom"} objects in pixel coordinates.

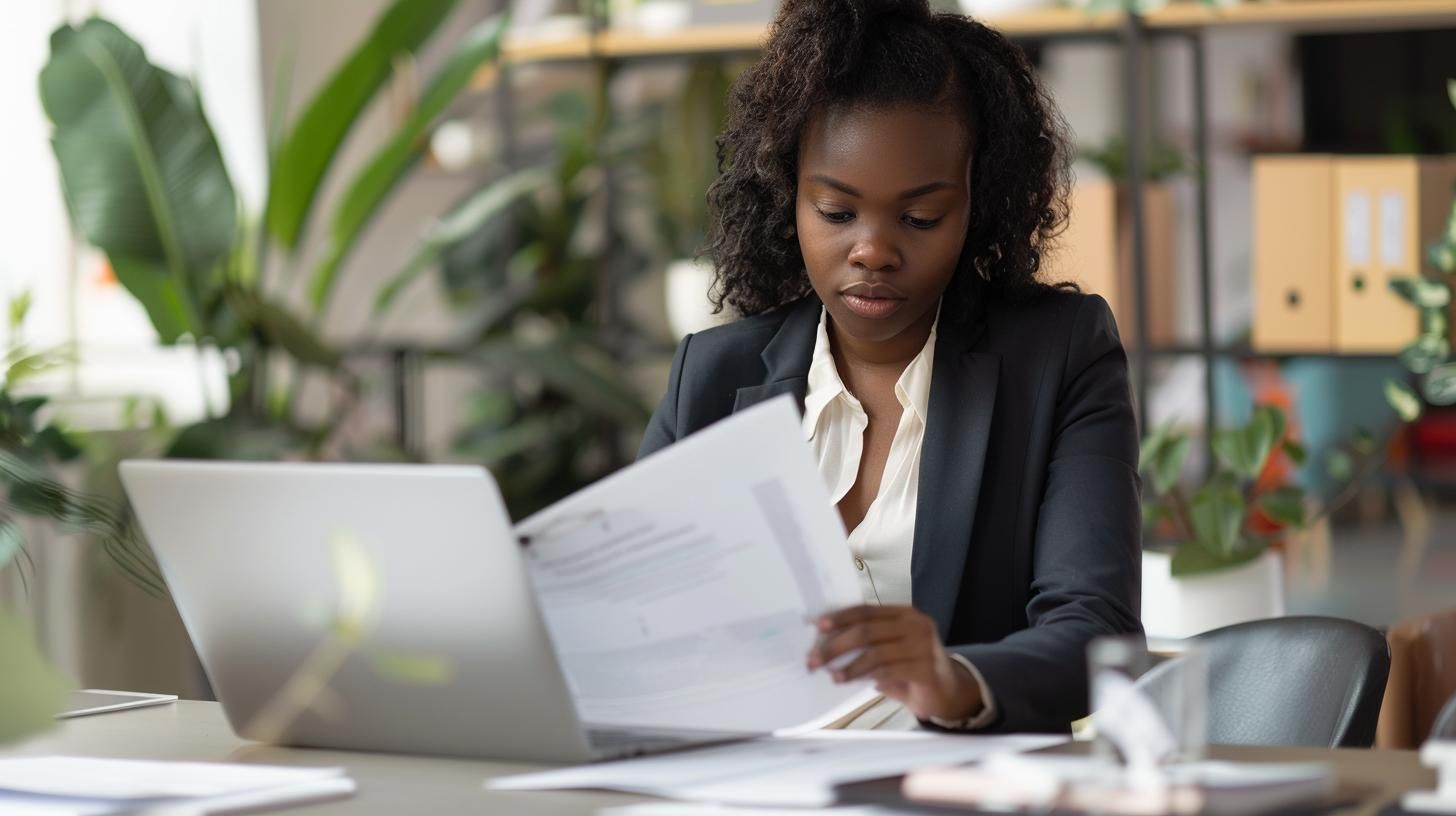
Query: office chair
[
  {"left": 1194, "top": 616, "right": 1390, "bottom": 748},
  {"left": 1433, "top": 693, "right": 1456, "bottom": 740}
]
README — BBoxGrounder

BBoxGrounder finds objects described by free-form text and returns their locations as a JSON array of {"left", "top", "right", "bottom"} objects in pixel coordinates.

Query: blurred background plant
[
  {"left": 1141, "top": 404, "right": 1395, "bottom": 576},
  {"left": 1079, "top": 133, "right": 1189, "bottom": 183},
  {"left": 1, "top": 291, "right": 163, "bottom": 745},
  {"left": 376, "top": 85, "right": 654, "bottom": 518},
  {"left": 39, "top": 1, "right": 508, "bottom": 462},
  {"left": 1388, "top": 79, "right": 1456, "bottom": 416}
]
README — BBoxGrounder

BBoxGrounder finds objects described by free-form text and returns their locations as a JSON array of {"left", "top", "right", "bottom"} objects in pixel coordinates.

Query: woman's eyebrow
[
  {"left": 897, "top": 180, "right": 958, "bottom": 199},
  {"left": 807, "top": 174, "right": 958, "bottom": 200},
  {"left": 809, "top": 174, "right": 861, "bottom": 197}
]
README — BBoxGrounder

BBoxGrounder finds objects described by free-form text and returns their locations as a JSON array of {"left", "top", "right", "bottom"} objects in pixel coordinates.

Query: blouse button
[{"left": 854, "top": 557, "right": 866, "bottom": 571}]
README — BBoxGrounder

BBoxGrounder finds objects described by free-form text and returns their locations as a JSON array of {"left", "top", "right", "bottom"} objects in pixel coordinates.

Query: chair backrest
[
  {"left": 1434, "top": 693, "right": 1456, "bottom": 741},
  {"left": 1193, "top": 616, "right": 1390, "bottom": 748}
]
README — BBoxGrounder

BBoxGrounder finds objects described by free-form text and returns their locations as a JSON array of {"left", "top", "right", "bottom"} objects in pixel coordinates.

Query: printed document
[{"left": 515, "top": 396, "right": 875, "bottom": 732}]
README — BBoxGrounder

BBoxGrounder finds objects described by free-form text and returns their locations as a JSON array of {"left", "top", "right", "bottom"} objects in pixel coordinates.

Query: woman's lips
[{"left": 841, "top": 292, "right": 905, "bottom": 319}]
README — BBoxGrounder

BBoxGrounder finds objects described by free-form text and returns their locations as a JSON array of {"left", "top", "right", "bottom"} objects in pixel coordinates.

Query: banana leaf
[
  {"left": 265, "top": 0, "right": 459, "bottom": 251},
  {"left": 40, "top": 18, "right": 238, "bottom": 343},
  {"left": 309, "top": 14, "right": 508, "bottom": 313}
]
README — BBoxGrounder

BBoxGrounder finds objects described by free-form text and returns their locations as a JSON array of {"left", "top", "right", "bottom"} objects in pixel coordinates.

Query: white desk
[{"left": 1, "top": 700, "right": 648, "bottom": 814}]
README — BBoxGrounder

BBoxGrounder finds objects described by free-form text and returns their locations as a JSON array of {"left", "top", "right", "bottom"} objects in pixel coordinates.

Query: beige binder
[
  {"left": 1252, "top": 156, "right": 1337, "bottom": 352},
  {"left": 1046, "top": 180, "right": 1178, "bottom": 346},
  {"left": 1334, "top": 157, "right": 1456, "bottom": 353}
]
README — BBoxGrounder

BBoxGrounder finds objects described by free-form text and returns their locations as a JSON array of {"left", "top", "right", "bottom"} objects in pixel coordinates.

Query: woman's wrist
[{"left": 933, "top": 653, "right": 985, "bottom": 722}]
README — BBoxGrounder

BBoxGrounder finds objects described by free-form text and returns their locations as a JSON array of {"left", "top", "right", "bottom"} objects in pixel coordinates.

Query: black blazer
[{"left": 638, "top": 285, "right": 1144, "bottom": 733}]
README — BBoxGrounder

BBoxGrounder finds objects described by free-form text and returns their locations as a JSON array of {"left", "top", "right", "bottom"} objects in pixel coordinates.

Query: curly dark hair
[{"left": 705, "top": 0, "right": 1073, "bottom": 318}]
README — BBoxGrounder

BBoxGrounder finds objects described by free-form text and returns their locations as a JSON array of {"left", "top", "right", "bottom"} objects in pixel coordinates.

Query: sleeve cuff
[{"left": 927, "top": 654, "right": 999, "bottom": 731}]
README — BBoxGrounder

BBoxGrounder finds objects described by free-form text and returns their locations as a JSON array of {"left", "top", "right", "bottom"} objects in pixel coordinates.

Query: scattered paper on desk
[
  {"left": 489, "top": 731, "right": 1066, "bottom": 807},
  {"left": 0, "top": 756, "right": 354, "bottom": 814}
]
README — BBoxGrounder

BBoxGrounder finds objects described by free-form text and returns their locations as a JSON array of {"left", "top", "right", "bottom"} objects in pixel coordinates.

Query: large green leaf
[
  {"left": 110, "top": 258, "right": 197, "bottom": 343},
  {"left": 1138, "top": 424, "right": 1191, "bottom": 496},
  {"left": 309, "top": 14, "right": 508, "bottom": 313},
  {"left": 374, "top": 164, "right": 551, "bottom": 317},
  {"left": 40, "top": 19, "right": 236, "bottom": 342},
  {"left": 1190, "top": 473, "right": 1244, "bottom": 558},
  {"left": 0, "top": 610, "right": 68, "bottom": 746},
  {"left": 265, "top": 0, "right": 460, "bottom": 250},
  {"left": 1211, "top": 405, "right": 1285, "bottom": 481}
]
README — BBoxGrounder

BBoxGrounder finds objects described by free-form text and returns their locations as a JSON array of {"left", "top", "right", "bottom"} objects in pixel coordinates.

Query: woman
[{"left": 639, "top": 0, "right": 1143, "bottom": 733}]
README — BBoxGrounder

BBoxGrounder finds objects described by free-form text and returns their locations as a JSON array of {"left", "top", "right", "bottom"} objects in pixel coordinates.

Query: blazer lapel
[
  {"left": 912, "top": 315, "right": 999, "bottom": 639},
  {"left": 732, "top": 295, "right": 821, "bottom": 414}
]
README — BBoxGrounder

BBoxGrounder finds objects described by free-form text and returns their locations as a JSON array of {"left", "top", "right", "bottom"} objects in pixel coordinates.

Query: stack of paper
[
  {"left": 0, "top": 756, "right": 354, "bottom": 815},
  {"left": 490, "top": 731, "right": 1067, "bottom": 807}
]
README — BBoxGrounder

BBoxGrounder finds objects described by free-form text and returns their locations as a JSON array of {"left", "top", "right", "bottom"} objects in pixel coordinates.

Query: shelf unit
[
  {"left": 389, "top": 0, "right": 1456, "bottom": 457},
  {"left": 482, "top": 0, "right": 1456, "bottom": 74}
]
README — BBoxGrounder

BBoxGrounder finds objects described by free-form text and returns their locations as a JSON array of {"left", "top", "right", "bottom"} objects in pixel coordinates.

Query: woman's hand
[{"left": 807, "top": 604, "right": 983, "bottom": 723}]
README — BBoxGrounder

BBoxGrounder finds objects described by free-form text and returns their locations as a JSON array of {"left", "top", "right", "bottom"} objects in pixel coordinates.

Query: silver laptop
[{"left": 120, "top": 460, "right": 745, "bottom": 762}]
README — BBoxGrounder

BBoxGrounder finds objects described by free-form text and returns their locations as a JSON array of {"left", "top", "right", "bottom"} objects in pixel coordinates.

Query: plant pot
[{"left": 1141, "top": 549, "right": 1286, "bottom": 639}]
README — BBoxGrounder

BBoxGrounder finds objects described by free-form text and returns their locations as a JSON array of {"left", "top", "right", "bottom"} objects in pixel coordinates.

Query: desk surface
[
  {"left": 1, "top": 700, "right": 1438, "bottom": 814},
  {"left": 1, "top": 700, "right": 643, "bottom": 814}
]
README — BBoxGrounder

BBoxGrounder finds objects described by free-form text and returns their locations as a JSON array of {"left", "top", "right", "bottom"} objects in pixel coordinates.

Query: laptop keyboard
[{"left": 586, "top": 728, "right": 701, "bottom": 757}]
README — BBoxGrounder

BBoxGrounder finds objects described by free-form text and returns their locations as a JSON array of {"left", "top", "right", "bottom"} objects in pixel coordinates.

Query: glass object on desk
[{"left": 1088, "top": 635, "right": 1208, "bottom": 769}]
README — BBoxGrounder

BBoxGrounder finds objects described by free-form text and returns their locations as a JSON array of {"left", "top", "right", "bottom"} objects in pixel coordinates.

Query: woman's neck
[{"left": 827, "top": 306, "right": 936, "bottom": 383}]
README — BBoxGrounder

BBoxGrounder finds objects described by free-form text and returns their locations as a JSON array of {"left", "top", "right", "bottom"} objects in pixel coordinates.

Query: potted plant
[
  {"left": 1139, "top": 404, "right": 1389, "bottom": 637},
  {"left": 39, "top": 1, "right": 507, "bottom": 461}
]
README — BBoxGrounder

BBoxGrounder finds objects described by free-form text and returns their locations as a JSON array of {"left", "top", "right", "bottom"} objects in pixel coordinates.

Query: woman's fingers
[
  {"left": 807, "top": 620, "right": 906, "bottom": 668},
  {"left": 831, "top": 640, "right": 922, "bottom": 682}
]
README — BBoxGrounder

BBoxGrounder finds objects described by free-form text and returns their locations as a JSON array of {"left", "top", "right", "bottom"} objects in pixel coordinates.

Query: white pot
[
  {"left": 664, "top": 258, "right": 731, "bottom": 339},
  {"left": 1141, "top": 550, "right": 1286, "bottom": 639}
]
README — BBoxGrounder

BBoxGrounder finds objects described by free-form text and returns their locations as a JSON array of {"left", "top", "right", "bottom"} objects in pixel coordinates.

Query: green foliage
[
  {"left": 1389, "top": 78, "right": 1456, "bottom": 412},
  {"left": 643, "top": 60, "right": 733, "bottom": 260},
  {"left": 1211, "top": 404, "right": 1283, "bottom": 481},
  {"left": 1140, "top": 404, "right": 1391, "bottom": 577},
  {"left": 40, "top": 4, "right": 506, "bottom": 459},
  {"left": 1078, "top": 134, "right": 1189, "bottom": 183},
  {"left": 39, "top": 18, "right": 236, "bottom": 343},
  {"left": 265, "top": 0, "right": 460, "bottom": 251},
  {"left": 410, "top": 90, "right": 652, "bottom": 518},
  {"left": 0, "top": 609, "right": 69, "bottom": 745},
  {"left": 308, "top": 14, "right": 509, "bottom": 313}
]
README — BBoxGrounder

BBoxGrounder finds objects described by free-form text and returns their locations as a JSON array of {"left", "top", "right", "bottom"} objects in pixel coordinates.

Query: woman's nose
[{"left": 847, "top": 225, "right": 901, "bottom": 272}]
